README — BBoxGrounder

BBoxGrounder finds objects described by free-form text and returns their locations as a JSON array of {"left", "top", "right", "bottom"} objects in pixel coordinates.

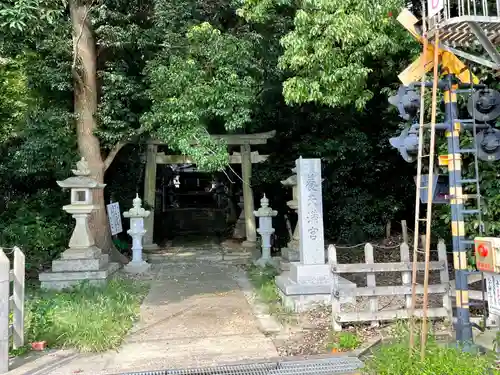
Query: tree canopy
[{"left": 1, "top": 0, "right": 498, "bottom": 273}]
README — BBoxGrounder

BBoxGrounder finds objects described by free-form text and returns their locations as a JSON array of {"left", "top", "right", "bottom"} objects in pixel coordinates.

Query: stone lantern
[
  {"left": 58, "top": 158, "right": 105, "bottom": 253},
  {"left": 254, "top": 194, "right": 277, "bottom": 267},
  {"left": 123, "top": 194, "right": 151, "bottom": 274},
  {"left": 39, "top": 157, "right": 119, "bottom": 290},
  {"left": 280, "top": 168, "right": 299, "bottom": 267}
]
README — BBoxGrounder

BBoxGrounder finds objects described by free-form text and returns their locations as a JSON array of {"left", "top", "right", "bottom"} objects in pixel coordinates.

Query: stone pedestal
[
  {"left": 143, "top": 243, "right": 160, "bottom": 251},
  {"left": 280, "top": 247, "right": 299, "bottom": 271},
  {"left": 241, "top": 240, "right": 257, "bottom": 249},
  {"left": 276, "top": 263, "right": 355, "bottom": 312},
  {"left": 39, "top": 158, "right": 119, "bottom": 290},
  {"left": 275, "top": 157, "right": 356, "bottom": 311},
  {"left": 124, "top": 261, "right": 151, "bottom": 274},
  {"left": 40, "top": 248, "right": 120, "bottom": 291},
  {"left": 280, "top": 227, "right": 300, "bottom": 271}
]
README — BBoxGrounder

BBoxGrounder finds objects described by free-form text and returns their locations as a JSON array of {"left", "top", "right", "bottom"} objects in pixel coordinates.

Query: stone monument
[
  {"left": 39, "top": 158, "right": 120, "bottom": 290},
  {"left": 123, "top": 194, "right": 151, "bottom": 274},
  {"left": 275, "top": 157, "right": 356, "bottom": 312},
  {"left": 254, "top": 195, "right": 278, "bottom": 267}
]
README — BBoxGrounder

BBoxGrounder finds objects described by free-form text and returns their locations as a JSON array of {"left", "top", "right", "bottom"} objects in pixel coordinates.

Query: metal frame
[
  {"left": 114, "top": 357, "right": 364, "bottom": 375},
  {"left": 427, "top": 0, "right": 500, "bottom": 69},
  {"left": 442, "top": 75, "right": 475, "bottom": 344}
]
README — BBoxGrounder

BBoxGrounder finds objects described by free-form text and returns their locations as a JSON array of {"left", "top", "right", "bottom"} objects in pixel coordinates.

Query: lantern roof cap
[
  {"left": 124, "top": 194, "right": 150, "bottom": 218},
  {"left": 57, "top": 158, "right": 106, "bottom": 189}
]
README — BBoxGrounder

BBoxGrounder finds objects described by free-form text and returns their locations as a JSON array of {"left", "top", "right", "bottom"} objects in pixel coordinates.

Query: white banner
[
  {"left": 106, "top": 202, "right": 123, "bottom": 236},
  {"left": 486, "top": 273, "right": 500, "bottom": 316},
  {"left": 428, "top": 0, "right": 444, "bottom": 18}
]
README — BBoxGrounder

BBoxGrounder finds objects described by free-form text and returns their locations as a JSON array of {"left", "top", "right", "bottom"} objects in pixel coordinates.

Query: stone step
[
  {"left": 52, "top": 254, "right": 109, "bottom": 272},
  {"left": 147, "top": 251, "right": 253, "bottom": 264},
  {"left": 39, "top": 262, "right": 120, "bottom": 291},
  {"left": 60, "top": 246, "right": 102, "bottom": 260}
]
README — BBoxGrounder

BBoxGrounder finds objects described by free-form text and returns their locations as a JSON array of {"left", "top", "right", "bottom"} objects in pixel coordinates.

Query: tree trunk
[{"left": 70, "top": 2, "right": 128, "bottom": 264}]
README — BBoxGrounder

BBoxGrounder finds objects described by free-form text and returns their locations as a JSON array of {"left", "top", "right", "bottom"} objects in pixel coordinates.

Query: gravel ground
[
  {"left": 272, "top": 306, "right": 382, "bottom": 356},
  {"left": 272, "top": 235, "right": 453, "bottom": 356},
  {"left": 272, "top": 305, "right": 451, "bottom": 356}
]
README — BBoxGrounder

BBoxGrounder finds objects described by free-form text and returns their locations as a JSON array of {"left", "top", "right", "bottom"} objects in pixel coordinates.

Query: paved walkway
[{"left": 8, "top": 244, "right": 279, "bottom": 375}]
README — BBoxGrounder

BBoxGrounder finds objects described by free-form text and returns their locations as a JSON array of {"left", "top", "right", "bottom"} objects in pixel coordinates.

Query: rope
[
  {"left": 332, "top": 242, "right": 401, "bottom": 249},
  {"left": 0, "top": 247, "right": 19, "bottom": 255},
  {"left": 333, "top": 243, "right": 444, "bottom": 252}
]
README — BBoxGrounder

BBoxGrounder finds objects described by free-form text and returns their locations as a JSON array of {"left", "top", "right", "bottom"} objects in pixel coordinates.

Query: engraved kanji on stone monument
[{"left": 296, "top": 157, "right": 324, "bottom": 265}]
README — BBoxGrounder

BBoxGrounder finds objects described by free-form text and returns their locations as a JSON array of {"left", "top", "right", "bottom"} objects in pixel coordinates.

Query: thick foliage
[
  {"left": 142, "top": 21, "right": 261, "bottom": 171},
  {"left": 0, "top": 0, "right": 448, "bottom": 269},
  {"left": 239, "top": 0, "right": 417, "bottom": 108}
]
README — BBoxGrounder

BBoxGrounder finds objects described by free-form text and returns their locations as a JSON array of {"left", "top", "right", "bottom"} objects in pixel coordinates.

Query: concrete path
[{"left": 8, "top": 246, "right": 278, "bottom": 375}]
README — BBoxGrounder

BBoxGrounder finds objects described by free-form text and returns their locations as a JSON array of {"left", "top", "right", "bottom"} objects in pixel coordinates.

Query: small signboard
[
  {"left": 485, "top": 273, "right": 500, "bottom": 316},
  {"left": 106, "top": 202, "right": 123, "bottom": 236},
  {"left": 428, "top": 0, "right": 444, "bottom": 18}
]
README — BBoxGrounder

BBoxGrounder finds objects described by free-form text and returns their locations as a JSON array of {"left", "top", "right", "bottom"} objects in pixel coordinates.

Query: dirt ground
[
  {"left": 271, "top": 235, "right": 455, "bottom": 356},
  {"left": 271, "top": 306, "right": 452, "bottom": 356}
]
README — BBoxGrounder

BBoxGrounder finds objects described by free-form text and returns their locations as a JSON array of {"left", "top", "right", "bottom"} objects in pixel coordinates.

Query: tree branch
[
  {"left": 71, "top": 0, "right": 94, "bottom": 86},
  {"left": 103, "top": 140, "right": 126, "bottom": 172},
  {"left": 103, "top": 127, "right": 149, "bottom": 172}
]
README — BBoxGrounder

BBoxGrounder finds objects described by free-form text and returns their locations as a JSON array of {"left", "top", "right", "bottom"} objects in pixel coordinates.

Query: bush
[
  {"left": 363, "top": 325, "right": 497, "bottom": 375},
  {"left": 24, "top": 279, "right": 149, "bottom": 352},
  {"left": 246, "top": 264, "right": 295, "bottom": 323},
  {"left": 326, "top": 331, "right": 362, "bottom": 352},
  {"left": 247, "top": 264, "right": 280, "bottom": 303},
  {"left": 0, "top": 189, "right": 71, "bottom": 275}
]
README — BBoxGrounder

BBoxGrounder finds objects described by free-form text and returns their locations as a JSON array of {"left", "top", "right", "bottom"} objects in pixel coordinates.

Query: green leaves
[
  {"left": 0, "top": 0, "right": 65, "bottom": 34},
  {"left": 239, "top": 0, "right": 416, "bottom": 108},
  {"left": 364, "top": 326, "right": 496, "bottom": 375},
  {"left": 143, "top": 21, "right": 260, "bottom": 171},
  {"left": 0, "top": 61, "right": 28, "bottom": 144},
  {"left": 279, "top": 0, "right": 409, "bottom": 108}
]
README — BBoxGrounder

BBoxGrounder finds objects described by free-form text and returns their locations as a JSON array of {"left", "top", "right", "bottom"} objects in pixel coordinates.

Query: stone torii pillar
[
  {"left": 240, "top": 143, "right": 256, "bottom": 248},
  {"left": 143, "top": 144, "right": 159, "bottom": 251}
]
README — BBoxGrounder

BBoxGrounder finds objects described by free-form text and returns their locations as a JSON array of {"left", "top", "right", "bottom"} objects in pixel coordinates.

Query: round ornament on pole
[
  {"left": 476, "top": 127, "right": 500, "bottom": 161},
  {"left": 389, "top": 126, "right": 419, "bottom": 163},
  {"left": 467, "top": 89, "right": 500, "bottom": 122}
]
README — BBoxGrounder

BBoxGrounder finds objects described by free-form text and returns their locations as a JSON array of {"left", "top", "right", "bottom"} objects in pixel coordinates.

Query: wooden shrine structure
[{"left": 142, "top": 131, "right": 276, "bottom": 250}]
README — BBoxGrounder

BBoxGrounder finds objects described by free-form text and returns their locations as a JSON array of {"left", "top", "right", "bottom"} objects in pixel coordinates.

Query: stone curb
[{"left": 232, "top": 268, "right": 283, "bottom": 335}]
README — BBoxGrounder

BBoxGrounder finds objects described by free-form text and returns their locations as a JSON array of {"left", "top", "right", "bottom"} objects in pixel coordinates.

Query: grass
[
  {"left": 246, "top": 264, "right": 296, "bottom": 323},
  {"left": 326, "top": 331, "right": 362, "bottom": 352},
  {"left": 21, "top": 278, "right": 149, "bottom": 353},
  {"left": 363, "top": 323, "right": 499, "bottom": 375}
]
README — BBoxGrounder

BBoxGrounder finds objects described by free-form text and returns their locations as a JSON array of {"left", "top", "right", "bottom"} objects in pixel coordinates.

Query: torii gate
[{"left": 142, "top": 131, "right": 276, "bottom": 251}]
